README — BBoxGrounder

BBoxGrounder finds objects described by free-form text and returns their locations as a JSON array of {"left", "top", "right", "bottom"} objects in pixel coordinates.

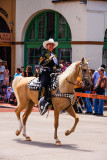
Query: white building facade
[{"left": 15, "top": 0, "right": 107, "bottom": 72}]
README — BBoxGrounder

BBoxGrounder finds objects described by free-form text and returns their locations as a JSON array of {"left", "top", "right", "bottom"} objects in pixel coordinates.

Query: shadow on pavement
[{"left": 14, "top": 139, "right": 93, "bottom": 152}]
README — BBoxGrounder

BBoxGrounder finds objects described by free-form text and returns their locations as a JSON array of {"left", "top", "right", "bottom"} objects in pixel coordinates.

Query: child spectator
[
  {"left": 3, "top": 66, "right": 9, "bottom": 85},
  {"left": 0, "top": 59, "right": 5, "bottom": 86},
  {"left": 4, "top": 82, "right": 12, "bottom": 103}
]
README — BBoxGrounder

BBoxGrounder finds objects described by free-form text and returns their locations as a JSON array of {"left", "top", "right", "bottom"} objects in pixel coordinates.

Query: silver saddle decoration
[
  {"left": 28, "top": 73, "right": 59, "bottom": 91},
  {"left": 53, "top": 88, "right": 75, "bottom": 105}
]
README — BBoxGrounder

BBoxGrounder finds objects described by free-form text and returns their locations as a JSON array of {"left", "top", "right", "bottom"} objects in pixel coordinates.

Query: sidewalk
[
  {"left": 0, "top": 102, "right": 39, "bottom": 112},
  {"left": 0, "top": 101, "right": 107, "bottom": 114}
]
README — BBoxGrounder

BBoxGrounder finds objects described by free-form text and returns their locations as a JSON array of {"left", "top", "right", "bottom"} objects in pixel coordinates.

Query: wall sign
[
  {"left": 0, "top": 7, "right": 8, "bottom": 18},
  {"left": 0, "top": 33, "right": 11, "bottom": 42}
]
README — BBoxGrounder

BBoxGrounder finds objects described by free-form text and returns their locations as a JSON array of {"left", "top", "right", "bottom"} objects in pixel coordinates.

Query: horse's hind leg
[
  {"left": 22, "top": 100, "right": 35, "bottom": 141},
  {"left": 15, "top": 105, "right": 25, "bottom": 136},
  {"left": 65, "top": 106, "right": 79, "bottom": 136}
]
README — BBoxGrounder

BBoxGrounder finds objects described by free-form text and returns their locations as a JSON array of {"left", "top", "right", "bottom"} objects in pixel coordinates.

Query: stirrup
[{"left": 38, "top": 96, "right": 49, "bottom": 115}]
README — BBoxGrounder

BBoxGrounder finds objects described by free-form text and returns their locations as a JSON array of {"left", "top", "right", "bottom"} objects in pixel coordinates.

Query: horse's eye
[{"left": 82, "top": 69, "right": 86, "bottom": 72}]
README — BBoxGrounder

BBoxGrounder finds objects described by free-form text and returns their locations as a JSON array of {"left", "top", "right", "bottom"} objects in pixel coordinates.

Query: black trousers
[{"left": 38, "top": 68, "right": 51, "bottom": 100}]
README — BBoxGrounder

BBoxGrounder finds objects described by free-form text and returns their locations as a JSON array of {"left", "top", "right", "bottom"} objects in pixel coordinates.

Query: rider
[{"left": 38, "top": 38, "right": 59, "bottom": 113}]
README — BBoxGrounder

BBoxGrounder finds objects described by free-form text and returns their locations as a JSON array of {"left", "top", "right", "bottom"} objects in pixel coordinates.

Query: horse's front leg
[
  {"left": 65, "top": 105, "right": 79, "bottom": 136},
  {"left": 54, "top": 109, "right": 61, "bottom": 146}
]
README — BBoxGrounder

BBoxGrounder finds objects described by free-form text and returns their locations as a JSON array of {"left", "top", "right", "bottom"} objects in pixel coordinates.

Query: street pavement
[{"left": 0, "top": 103, "right": 107, "bottom": 160}]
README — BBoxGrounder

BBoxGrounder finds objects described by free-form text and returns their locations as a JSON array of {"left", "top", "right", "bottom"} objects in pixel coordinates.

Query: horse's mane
[{"left": 58, "top": 61, "right": 80, "bottom": 87}]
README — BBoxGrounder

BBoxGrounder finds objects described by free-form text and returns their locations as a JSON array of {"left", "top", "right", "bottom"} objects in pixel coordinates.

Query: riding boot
[{"left": 38, "top": 86, "right": 49, "bottom": 115}]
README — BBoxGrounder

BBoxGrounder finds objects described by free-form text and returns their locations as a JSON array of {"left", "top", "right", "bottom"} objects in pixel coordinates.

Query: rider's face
[{"left": 47, "top": 43, "right": 54, "bottom": 52}]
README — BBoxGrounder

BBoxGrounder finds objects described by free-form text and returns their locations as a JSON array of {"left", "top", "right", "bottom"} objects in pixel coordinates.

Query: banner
[{"left": 0, "top": 33, "right": 11, "bottom": 42}]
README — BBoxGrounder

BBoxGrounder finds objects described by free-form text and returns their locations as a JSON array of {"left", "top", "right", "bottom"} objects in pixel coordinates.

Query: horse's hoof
[
  {"left": 26, "top": 137, "right": 31, "bottom": 141},
  {"left": 16, "top": 130, "right": 20, "bottom": 136},
  {"left": 65, "top": 130, "right": 70, "bottom": 136},
  {"left": 56, "top": 141, "right": 62, "bottom": 146}
]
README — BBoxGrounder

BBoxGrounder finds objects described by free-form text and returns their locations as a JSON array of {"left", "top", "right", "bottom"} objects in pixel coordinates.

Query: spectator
[
  {"left": 34, "top": 65, "right": 40, "bottom": 77},
  {"left": 93, "top": 67, "right": 106, "bottom": 116},
  {"left": 0, "top": 59, "right": 5, "bottom": 86},
  {"left": 66, "top": 60, "right": 71, "bottom": 68},
  {"left": 60, "top": 60, "right": 66, "bottom": 72},
  {"left": 3, "top": 61, "right": 7, "bottom": 68},
  {"left": 73, "top": 76, "right": 84, "bottom": 113},
  {"left": 92, "top": 64, "right": 107, "bottom": 88},
  {"left": 84, "top": 85, "right": 93, "bottom": 114},
  {"left": 14, "top": 68, "right": 22, "bottom": 79},
  {"left": 4, "top": 82, "right": 12, "bottom": 103},
  {"left": 3, "top": 66, "right": 9, "bottom": 85},
  {"left": 26, "top": 66, "right": 33, "bottom": 77},
  {"left": 22, "top": 71, "right": 27, "bottom": 77}
]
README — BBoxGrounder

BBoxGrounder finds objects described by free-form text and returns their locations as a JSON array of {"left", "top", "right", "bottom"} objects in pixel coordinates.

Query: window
[
  {"left": 58, "top": 14, "right": 66, "bottom": 39},
  {"left": 58, "top": 48, "right": 72, "bottom": 62},
  {"left": 102, "top": 49, "right": 107, "bottom": 72},
  {"left": 24, "top": 10, "right": 71, "bottom": 72},
  {"left": 26, "top": 11, "right": 71, "bottom": 41},
  {"left": 38, "top": 14, "right": 46, "bottom": 40},
  {"left": 29, "top": 23, "right": 35, "bottom": 40},
  {"left": 104, "top": 29, "right": 107, "bottom": 41}
]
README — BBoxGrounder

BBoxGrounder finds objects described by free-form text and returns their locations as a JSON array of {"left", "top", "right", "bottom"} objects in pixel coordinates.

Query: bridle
[{"left": 66, "top": 62, "right": 91, "bottom": 87}]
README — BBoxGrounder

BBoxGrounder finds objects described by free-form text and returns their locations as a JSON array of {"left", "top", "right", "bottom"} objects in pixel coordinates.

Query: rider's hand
[
  {"left": 49, "top": 55, "right": 54, "bottom": 60},
  {"left": 53, "top": 66, "right": 56, "bottom": 70}
]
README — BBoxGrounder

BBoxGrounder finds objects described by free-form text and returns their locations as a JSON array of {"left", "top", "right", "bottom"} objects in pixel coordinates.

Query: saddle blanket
[{"left": 28, "top": 74, "right": 59, "bottom": 91}]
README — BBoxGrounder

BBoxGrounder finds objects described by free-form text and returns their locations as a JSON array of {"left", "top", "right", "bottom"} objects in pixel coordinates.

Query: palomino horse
[{"left": 12, "top": 58, "right": 91, "bottom": 146}]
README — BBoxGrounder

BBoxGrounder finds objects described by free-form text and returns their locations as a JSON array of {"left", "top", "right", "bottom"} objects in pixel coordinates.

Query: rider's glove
[{"left": 49, "top": 55, "right": 54, "bottom": 60}]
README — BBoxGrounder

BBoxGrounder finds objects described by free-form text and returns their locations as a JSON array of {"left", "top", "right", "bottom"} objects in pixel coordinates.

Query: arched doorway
[
  {"left": 103, "top": 28, "right": 107, "bottom": 72},
  {"left": 24, "top": 10, "right": 72, "bottom": 72},
  {"left": 0, "top": 16, "right": 11, "bottom": 75}
]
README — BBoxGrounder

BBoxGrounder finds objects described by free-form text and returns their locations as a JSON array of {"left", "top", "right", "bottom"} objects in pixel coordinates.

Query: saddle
[
  {"left": 28, "top": 73, "right": 59, "bottom": 115},
  {"left": 28, "top": 73, "right": 59, "bottom": 91}
]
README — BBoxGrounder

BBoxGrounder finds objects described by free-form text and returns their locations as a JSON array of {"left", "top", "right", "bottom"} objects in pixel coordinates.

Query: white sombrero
[
  {"left": 43, "top": 38, "right": 58, "bottom": 49},
  {"left": 97, "top": 67, "right": 104, "bottom": 71}
]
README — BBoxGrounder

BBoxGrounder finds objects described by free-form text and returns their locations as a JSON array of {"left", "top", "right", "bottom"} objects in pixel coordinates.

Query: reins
[
  {"left": 66, "top": 62, "right": 91, "bottom": 87},
  {"left": 66, "top": 78, "right": 83, "bottom": 87}
]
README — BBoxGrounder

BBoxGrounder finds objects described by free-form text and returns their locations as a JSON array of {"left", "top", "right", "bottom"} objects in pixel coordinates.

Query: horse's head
[{"left": 78, "top": 57, "right": 92, "bottom": 88}]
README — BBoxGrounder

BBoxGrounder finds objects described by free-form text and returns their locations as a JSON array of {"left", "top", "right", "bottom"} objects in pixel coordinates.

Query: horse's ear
[{"left": 81, "top": 57, "right": 85, "bottom": 64}]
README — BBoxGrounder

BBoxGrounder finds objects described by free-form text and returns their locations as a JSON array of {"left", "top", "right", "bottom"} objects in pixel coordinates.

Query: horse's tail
[{"left": 12, "top": 76, "right": 22, "bottom": 106}]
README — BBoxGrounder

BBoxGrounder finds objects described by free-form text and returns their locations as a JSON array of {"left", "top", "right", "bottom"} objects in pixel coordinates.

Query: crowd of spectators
[
  {"left": 73, "top": 64, "right": 107, "bottom": 116},
  {"left": 0, "top": 58, "right": 107, "bottom": 116},
  {"left": 0, "top": 60, "right": 35, "bottom": 103}
]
